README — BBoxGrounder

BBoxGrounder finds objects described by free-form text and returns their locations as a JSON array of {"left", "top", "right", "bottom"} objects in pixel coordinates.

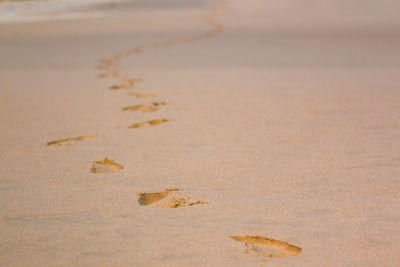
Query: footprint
[
  {"left": 122, "top": 102, "right": 167, "bottom": 112},
  {"left": 110, "top": 84, "right": 129, "bottom": 90},
  {"left": 231, "top": 236, "right": 302, "bottom": 259},
  {"left": 91, "top": 158, "right": 124, "bottom": 173},
  {"left": 148, "top": 119, "right": 170, "bottom": 125},
  {"left": 98, "top": 58, "right": 116, "bottom": 69},
  {"left": 129, "top": 92, "right": 156, "bottom": 98},
  {"left": 47, "top": 135, "right": 96, "bottom": 146},
  {"left": 110, "top": 78, "right": 142, "bottom": 90},
  {"left": 203, "top": 4, "right": 226, "bottom": 37},
  {"left": 150, "top": 40, "right": 178, "bottom": 49},
  {"left": 98, "top": 70, "right": 119, "bottom": 78},
  {"left": 128, "top": 47, "right": 143, "bottom": 54},
  {"left": 128, "top": 119, "right": 170, "bottom": 128},
  {"left": 137, "top": 188, "right": 208, "bottom": 208},
  {"left": 99, "top": 58, "right": 114, "bottom": 64},
  {"left": 110, "top": 53, "right": 123, "bottom": 61},
  {"left": 125, "top": 78, "right": 143, "bottom": 86},
  {"left": 187, "top": 200, "right": 209, "bottom": 206},
  {"left": 149, "top": 42, "right": 164, "bottom": 49}
]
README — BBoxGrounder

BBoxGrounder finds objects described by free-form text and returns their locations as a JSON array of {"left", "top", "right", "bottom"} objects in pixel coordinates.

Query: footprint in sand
[
  {"left": 110, "top": 78, "right": 143, "bottom": 90},
  {"left": 127, "top": 47, "right": 144, "bottom": 55},
  {"left": 110, "top": 53, "right": 124, "bottom": 60},
  {"left": 47, "top": 135, "right": 96, "bottom": 146},
  {"left": 122, "top": 102, "right": 168, "bottom": 112},
  {"left": 128, "top": 119, "right": 170, "bottom": 128},
  {"left": 97, "top": 54, "right": 126, "bottom": 71},
  {"left": 129, "top": 92, "right": 156, "bottom": 98},
  {"left": 98, "top": 69, "right": 119, "bottom": 78},
  {"left": 202, "top": 4, "right": 226, "bottom": 37},
  {"left": 231, "top": 236, "right": 302, "bottom": 260},
  {"left": 91, "top": 158, "right": 123, "bottom": 173},
  {"left": 97, "top": 58, "right": 116, "bottom": 69},
  {"left": 137, "top": 188, "right": 208, "bottom": 208},
  {"left": 149, "top": 40, "right": 180, "bottom": 49}
]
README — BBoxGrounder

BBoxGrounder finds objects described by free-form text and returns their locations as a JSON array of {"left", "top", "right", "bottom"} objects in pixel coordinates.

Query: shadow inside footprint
[
  {"left": 98, "top": 70, "right": 119, "bottom": 78},
  {"left": 122, "top": 102, "right": 167, "bottom": 112},
  {"left": 231, "top": 236, "right": 302, "bottom": 260},
  {"left": 110, "top": 78, "right": 142, "bottom": 90},
  {"left": 47, "top": 135, "right": 96, "bottom": 146},
  {"left": 138, "top": 189, "right": 207, "bottom": 208},
  {"left": 128, "top": 119, "right": 170, "bottom": 128},
  {"left": 91, "top": 158, "right": 124, "bottom": 173},
  {"left": 129, "top": 92, "right": 156, "bottom": 98}
]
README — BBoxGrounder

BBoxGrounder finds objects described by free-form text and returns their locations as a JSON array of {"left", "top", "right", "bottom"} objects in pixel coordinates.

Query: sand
[{"left": 1, "top": 0, "right": 400, "bottom": 266}]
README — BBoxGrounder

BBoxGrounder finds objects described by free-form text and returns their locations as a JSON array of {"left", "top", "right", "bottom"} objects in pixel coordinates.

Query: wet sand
[{"left": 1, "top": 0, "right": 400, "bottom": 266}]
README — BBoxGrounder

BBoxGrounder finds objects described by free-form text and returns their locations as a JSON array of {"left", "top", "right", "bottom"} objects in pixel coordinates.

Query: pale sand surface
[{"left": 1, "top": 0, "right": 400, "bottom": 266}]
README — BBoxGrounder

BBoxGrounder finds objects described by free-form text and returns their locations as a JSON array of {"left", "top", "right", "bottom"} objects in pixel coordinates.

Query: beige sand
[{"left": 1, "top": 0, "right": 400, "bottom": 266}]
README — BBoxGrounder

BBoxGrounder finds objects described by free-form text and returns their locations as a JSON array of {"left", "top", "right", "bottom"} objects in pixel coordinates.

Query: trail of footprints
[{"left": 45, "top": 4, "right": 302, "bottom": 262}]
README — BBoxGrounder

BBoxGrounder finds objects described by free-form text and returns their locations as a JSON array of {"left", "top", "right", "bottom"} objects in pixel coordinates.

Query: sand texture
[{"left": 1, "top": 0, "right": 400, "bottom": 266}]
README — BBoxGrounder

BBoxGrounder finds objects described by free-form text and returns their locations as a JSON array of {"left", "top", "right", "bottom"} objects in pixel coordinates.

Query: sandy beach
[{"left": 1, "top": 0, "right": 400, "bottom": 266}]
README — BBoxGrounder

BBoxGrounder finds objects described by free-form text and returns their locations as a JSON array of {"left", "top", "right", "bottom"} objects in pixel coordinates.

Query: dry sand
[{"left": 1, "top": 0, "right": 400, "bottom": 266}]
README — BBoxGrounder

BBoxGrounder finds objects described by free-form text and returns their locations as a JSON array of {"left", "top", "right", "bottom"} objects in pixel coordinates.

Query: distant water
[{"left": 0, "top": 0, "right": 209, "bottom": 23}]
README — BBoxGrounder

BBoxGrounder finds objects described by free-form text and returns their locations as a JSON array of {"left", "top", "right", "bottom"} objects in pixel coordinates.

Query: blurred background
[
  {"left": 1, "top": 0, "right": 400, "bottom": 69},
  {"left": 0, "top": 0, "right": 209, "bottom": 23},
  {"left": 2, "top": 0, "right": 400, "bottom": 28}
]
